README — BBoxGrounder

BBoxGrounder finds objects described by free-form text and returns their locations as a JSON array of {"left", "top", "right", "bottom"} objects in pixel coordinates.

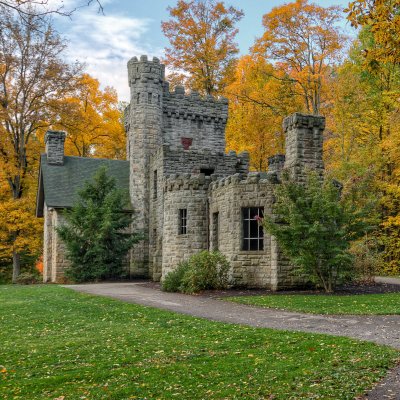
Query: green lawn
[
  {"left": 0, "top": 286, "right": 398, "bottom": 399},
  {"left": 227, "top": 292, "right": 400, "bottom": 315}
]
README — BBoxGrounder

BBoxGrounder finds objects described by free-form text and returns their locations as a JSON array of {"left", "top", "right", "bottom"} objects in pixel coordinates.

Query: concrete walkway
[
  {"left": 65, "top": 282, "right": 400, "bottom": 400},
  {"left": 375, "top": 276, "right": 400, "bottom": 286},
  {"left": 66, "top": 282, "right": 400, "bottom": 349}
]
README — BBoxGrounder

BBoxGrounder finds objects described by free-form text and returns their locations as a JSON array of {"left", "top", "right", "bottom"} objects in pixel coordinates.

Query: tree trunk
[{"left": 12, "top": 250, "right": 21, "bottom": 283}]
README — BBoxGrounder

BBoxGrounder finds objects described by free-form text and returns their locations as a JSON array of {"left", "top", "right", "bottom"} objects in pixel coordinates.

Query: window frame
[
  {"left": 241, "top": 207, "right": 264, "bottom": 251},
  {"left": 179, "top": 209, "right": 187, "bottom": 235}
]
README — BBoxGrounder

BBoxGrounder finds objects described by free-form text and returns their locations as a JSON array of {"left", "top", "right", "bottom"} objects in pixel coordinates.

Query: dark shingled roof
[{"left": 36, "top": 155, "right": 131, "bottom": 217}]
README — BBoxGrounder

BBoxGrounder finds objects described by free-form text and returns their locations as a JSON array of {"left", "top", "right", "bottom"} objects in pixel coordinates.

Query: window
[
  {"left": 148, "top": 93, "right": 152, "bottom": 104},
  {"left": 136, "top": 93, "right": 140, "bottom": 104},
  {"left": 158, "top": 94, "right": 161, "bottom": 105},
  {"left": 242, "top": 207, "right": 264, "bottom": 251},
  {"left": 153, "top": 170, "right": 157, "bottom": 199},
  {"left": 179, "top": 209, "right": 187, "bottom": 235},
  {"left": 200, "top": 168, "right": 215, "bottom": 176},
  {"left": 212, "top": 212, "right": 219, "bottom": 251}
]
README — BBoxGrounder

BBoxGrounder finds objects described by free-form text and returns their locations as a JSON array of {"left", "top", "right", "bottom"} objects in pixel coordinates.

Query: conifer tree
[{"left": 57, "top": 167, "right": 141, "bottom": 282}]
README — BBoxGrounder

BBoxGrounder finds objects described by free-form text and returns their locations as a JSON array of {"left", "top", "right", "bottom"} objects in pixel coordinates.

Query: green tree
[
  {"left": 263, "top": 172, "right": 372, "bottom": 292},
  {"left": 57, "top": 167, "right": 141, "bottom": 282}
]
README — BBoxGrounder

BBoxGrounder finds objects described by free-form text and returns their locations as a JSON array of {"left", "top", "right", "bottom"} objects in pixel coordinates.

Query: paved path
[
  {"left": 66, "top": 282, "right": 400, "bottom": 349},
  {"left": 375, "top": 276, "right": 400, "bottom": 286},
  {"left": 66, "top": 282, "right": 400, "bottom": 399}
]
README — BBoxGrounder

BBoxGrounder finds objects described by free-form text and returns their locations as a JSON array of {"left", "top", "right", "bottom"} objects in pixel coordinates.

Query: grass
[
  {"left": 227, "top": 292, "right": 400, "bottom": 315},
  {"left": 0, "top": 286, "right": 398, "bottom": 400}
]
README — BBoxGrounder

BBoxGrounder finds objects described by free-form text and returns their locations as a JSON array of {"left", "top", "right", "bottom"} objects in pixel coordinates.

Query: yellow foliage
[
  {"left": 225, "top": 55, "right": 301, "bottom": 170},
  {"left": 51, "top": 74, "right": 126, "bottom": 159}
]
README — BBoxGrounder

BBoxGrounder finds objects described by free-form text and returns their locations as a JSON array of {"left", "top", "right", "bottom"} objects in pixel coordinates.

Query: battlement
[
  {"left": 155, "top": 144, "right": 249, "bottom": 159},
  {"left": 283, "top": 112, "right": 325, "bottom": 132},
  {"left": 164, "top": 173, "right": 212, "bottom": 192},
  {"left": 209, "top": 172, "right": 277, "bottom": 191},
  {"left": 127, "top": 55, "right": 165, "bottom": 85},
  {"left": 268, "top": 154, "right": 285, "bottom": 172},
  {"left": 163, "top": 87, "right": 228, "bottom": 123}
]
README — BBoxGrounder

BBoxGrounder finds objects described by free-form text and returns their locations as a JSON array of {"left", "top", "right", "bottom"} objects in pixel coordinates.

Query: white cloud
[{"left": 55, "top": 0, "right": 163, "bottom": 101}]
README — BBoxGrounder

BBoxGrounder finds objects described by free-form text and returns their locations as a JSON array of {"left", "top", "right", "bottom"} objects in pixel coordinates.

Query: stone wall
[
  {"left": 45, "top": 131, "right": 65, "bottom": 166},
  {"left": 126, "top": 55, "right": 235, "bottom": 277},
  {"left": 283, "top": 113, "right": 325, "bottom": 181},
  {"left": 42, "top": 206, "right": 70, "bottom": 283},
  {"left": 162, "top": 174, "right": 210, "bottom": 277},
  {"left": 162, "top": 87, "right": 228, "bottom": 153},
  {"left": 209, "top": 173, "right": 274, "bottom": 287},
  {"left": 127, "top": 55, "right": 165, "bottom": 276},
  {"left": 209, "top": 172, "right": 307, "bottom": 289}
]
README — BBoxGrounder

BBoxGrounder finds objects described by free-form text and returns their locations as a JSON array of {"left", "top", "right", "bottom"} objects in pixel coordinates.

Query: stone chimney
[
  {"left": 283, "top": 113, "right": 325, "bottom": 181},
  {"left": 45, "top": 130, "right": 66, "bottom": 166}
]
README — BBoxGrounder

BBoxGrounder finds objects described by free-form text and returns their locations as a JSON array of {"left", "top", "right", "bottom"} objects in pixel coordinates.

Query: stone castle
[{"left": 36, "top": 55, "right": 326, "bottom": 289}]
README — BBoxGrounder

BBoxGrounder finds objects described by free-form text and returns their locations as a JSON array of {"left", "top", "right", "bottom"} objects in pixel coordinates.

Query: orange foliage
[
  {"left": 253, "top": 0, "right": 346, "bottom": 115},
  {"left": 35, "top": 255, "right": 43, "bottom": 274},
  {"left": 161, "top": 0, "right": 243, "bottom": 95}
]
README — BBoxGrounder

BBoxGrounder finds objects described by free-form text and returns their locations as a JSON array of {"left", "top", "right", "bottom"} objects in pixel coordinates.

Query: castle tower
[
  {"left": 283, "top": 113, "right": 325, "bottom": 181},
  {"left": 127, "top": 55, "right": 165, "bottom": 275}
]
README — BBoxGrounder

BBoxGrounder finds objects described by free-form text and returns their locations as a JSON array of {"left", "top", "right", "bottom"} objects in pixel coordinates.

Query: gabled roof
[{"left": 36, "top": 155, "right": 131, "bottom": 217}]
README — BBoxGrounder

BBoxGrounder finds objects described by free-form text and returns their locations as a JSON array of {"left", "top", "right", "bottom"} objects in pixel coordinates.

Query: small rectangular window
[
  {"left": 179, "top": 209, "right": 187, "bottom": 235},
  {"left": 153, "top": 170, "right": 157, "bottom": 199},
  {"left": 212, "top": 212, "right": 219, "bottom": 251},
  {"left": 148, "top": 93, "right": 152, "bottom": 104},
  {"left": 242, "top": 207, "right": 264, "bottom": 251},
  {"left": 137, "top": 93, "right": 140, "bottom": 104}
]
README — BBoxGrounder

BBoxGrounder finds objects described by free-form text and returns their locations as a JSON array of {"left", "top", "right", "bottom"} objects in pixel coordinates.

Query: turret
[
  {"left": 127, "top": 55, "right": 165, "bottom": 276},
  {"left": 283, "top": 113, "right": 325, "bottom": 181}
]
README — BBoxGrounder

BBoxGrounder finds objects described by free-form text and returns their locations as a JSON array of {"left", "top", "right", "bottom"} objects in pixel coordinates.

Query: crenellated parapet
[
  {"left": 163, "top": 86, "right": 228, "bottom": 125},
  {"left": 283, "top": 112, "right": 325, "bottom": 179},
  {"left": 209, "top": 171, "right": 278, "bottom": 191},
  {"left": 164, "top": 173, "right": 212, "bottom": 192},
  {"left": 127, "top": 55, "right": 165, "bottom": 85},
  {"left": 283, "top": 112, "right": 325, "bottom": 132}
]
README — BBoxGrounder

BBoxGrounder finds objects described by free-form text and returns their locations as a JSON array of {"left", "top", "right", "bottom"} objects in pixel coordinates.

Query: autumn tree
[
  {"left": 53, "top": 74, "right": 126, "bottom": 160},
  {"left": 0, "top": 7, "right": 80, "bottom": 281},
  {"left": 346, "top": 0, "right": 400, "bottom": 65},
  {"left": 161, "top": 0, "right": 243, "bottom": 95},
  {"left": 325, "top": 29, "right": 400, "bottom": 274},
  {"left": 225, "top": 55, "right": 301, "bottom": 170},
  {"left": 253, "top": 0, "right": 346, "bottom": 115}
]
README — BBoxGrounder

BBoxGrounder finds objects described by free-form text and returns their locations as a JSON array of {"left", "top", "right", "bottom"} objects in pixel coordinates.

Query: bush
[
  {"left": 14, "top": 272, "right": 40, "bottom": 285},
  {"left": 162, "top": 262, "right": 189, "bottom": 292},
  {"left": 161, "top": 251, "right": 231, "bottom": 294},
  {"left": 263, "top": 171, "right": 374, "bottom": 293},
  {"left": 350, "top": 236, "right": 382, "bottom": 282}
]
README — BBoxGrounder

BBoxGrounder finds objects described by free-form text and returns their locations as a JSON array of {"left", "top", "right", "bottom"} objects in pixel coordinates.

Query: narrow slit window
[
  {"left": 136, "top": 93, "right": 140, "bottom": 104},
  {"left": 148, "top": 93, "right": 152, "bottom": 104},
  {"left": 179, "top": 209, "right": 187, "bottom": 235},
  {"left": 212, "top": 212, "right": 219, "bottom": 251},
  {"left": 153, "top": 170, "right": 157, "bottom": 199},
  {"left": 242, "top": 207, "right": 264, "bottom": 251}
]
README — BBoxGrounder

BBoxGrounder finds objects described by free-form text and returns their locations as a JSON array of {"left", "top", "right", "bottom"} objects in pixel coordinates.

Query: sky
[{"left": 51, "top": 0, "right": 353, "bottom": 102}]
